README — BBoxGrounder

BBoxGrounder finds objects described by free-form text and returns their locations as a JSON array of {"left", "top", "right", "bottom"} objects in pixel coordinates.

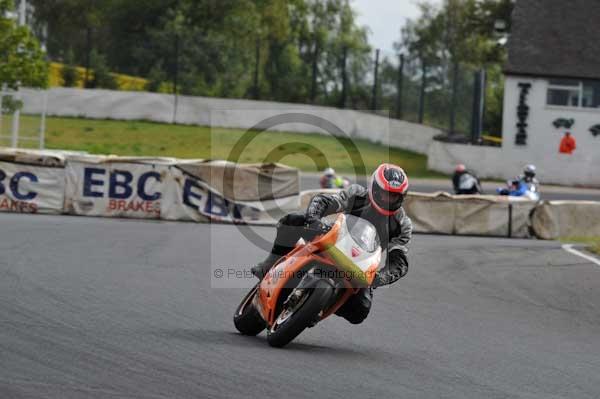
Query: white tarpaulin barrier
[
  {"left": 404, "top": 192, "right": 536, "bottom": 238},
  {"left": 62, "top": 155, "right": 299, "bottom": 224},
  {"left": 64, "top": 157, "right": 170, "bottom": 219},
  {"left": 20, "top": 88, "right": 441, "bottom": 155},
  {"left": 300, "top": 189, "right": 536, "bottom": 238},
  {"left": 0, "top": 161, "right": 65, "bottom": 214},
  {"left": 161, "top": 164, "right": 299, "bottom": 224},
  {"left": 3, "top": 147, "right": 600, "bottom": 239},
  {"left": 531, "top": 201, "right": 600, "bottom": 240},
  {"left": 0, "top": 148, "right": 66, "bottom": 214}
]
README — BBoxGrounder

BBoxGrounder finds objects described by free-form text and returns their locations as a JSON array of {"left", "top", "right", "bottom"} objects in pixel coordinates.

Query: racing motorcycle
[
  {"left": 233, "top": 213, "right": 381, "bottom": 348},
  {"left": 496, "top": 179, "right": 540, "bottom": 201},
  {"left": 455, "top": 172, "right": 482, "bottom": 195}
]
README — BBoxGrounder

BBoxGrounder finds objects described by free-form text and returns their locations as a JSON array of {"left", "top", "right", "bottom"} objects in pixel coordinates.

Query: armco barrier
[{"left": 531, "top": 201, "right": 600, "bottom": 240}]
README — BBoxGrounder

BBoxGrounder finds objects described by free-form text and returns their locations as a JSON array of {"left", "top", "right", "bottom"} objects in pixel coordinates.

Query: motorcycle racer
[{"left": 251, "top": 163, "right": 412, "bottom": 324}]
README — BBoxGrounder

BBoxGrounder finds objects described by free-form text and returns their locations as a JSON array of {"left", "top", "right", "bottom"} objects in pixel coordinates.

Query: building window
[
  {"left": 582, "top": 81, "right": 600, "bottom": 108},
  {"left": 547, "top": 79, "right": 600, "bottom": 109}
]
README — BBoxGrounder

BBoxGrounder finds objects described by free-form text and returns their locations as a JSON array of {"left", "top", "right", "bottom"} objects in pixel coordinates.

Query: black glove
[
  {"left": 305, "top": 219, "right": 328, "bottom": 234},
  {"left": 372, "top": 271, "right": 401, "bottom": 289},
  {"left": 305, "top": 197, "right": 327, "bottom": 224},
  {"left": 372, "top": 251, "right": 408, "bottom": 289},
  {"left": 372, "top": 273, "right": 386, "bottom": 289}
]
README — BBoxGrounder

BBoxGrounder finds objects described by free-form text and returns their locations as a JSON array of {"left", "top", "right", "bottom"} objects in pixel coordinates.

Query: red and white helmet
[{"left": 368, "top": 163, "right": 409, "bottom": 216}]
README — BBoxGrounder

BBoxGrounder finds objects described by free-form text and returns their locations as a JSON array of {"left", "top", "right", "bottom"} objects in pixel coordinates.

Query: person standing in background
[{"left": 559, "top": 132, "right": 576, "bottom": 154}]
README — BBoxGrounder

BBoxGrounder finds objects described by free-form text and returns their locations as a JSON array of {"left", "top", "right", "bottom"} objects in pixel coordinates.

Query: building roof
[{"left": 505, "top": 0, "right": 600, "bottom": 80}]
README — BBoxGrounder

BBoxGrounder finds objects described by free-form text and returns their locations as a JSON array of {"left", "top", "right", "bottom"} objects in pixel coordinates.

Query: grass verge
[
  {"left": 2, "top": 115, "right": 445, "bottom": 178},
  {"left": 560, "top": 237, "right": 600, "bottom": 256}
]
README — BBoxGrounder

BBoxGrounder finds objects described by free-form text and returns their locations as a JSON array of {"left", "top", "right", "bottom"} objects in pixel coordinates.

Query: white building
[{"left": 428, "top": 0, "right": 600, "bottom": 187}]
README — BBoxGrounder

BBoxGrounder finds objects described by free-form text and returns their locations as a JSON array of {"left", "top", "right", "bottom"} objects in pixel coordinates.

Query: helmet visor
[{"left": 372, "top": 182, "right": 404, "bottom": 211}]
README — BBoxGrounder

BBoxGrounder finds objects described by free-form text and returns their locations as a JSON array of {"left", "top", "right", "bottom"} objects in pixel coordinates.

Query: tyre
[
  {"left": 267, "top": 279, "right": 334, "bottom": 348},
  {"left": 233, "top": 284, "right": 266, "bottom": 336}
]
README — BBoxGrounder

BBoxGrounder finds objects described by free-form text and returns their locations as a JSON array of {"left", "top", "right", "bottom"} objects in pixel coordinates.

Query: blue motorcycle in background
[{"left": 496, "top": 179, "right": 540, "bottom": 201}]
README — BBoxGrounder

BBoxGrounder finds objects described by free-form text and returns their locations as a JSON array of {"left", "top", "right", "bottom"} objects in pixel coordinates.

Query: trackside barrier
[
  {"left": 404, "top": 192, "right": 537, "bottom": 238},
  {"left": 0, "top": 148, "right": 300, "bottom": 224},
  {"left": 1, "top": 148, "right": 599, "bottom": 239},
  {"left": 19, "top": 87, "right": 441, "bottom": 155},
  {"left": 300, "top": 190, "right": 537, "bottom": 238},
  {"left": 531, "top": 201, "right": 600, "bottom": 240},
  {"left": 63, "top": 156, "right": 300, "bottom": 224},
  {"left": 0, "top": 149, "right": 66, "bottom": 214}
]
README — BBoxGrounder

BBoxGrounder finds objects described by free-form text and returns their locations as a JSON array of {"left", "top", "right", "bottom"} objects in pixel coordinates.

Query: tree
[
  {"left": 0, "top": 0, "right": 48, "bottom": 90},
  {"left": 88, "top": 49, "right": 117, "bottom": 90},
  {"left": 61, "top": 48, "right": 79, "bottom": 87},
  {"left": 145, "top": 62, "right": 166, "bottom": 93},
  {"left": 28, "top": 0, "right": 373, "bottom": 104},
  {"left": 395, "top": 0, "right": 514, "bottom": 135}
]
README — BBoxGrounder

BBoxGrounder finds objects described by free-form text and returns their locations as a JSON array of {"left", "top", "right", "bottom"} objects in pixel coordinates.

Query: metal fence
[
  {"left": 370, "top": 49, "right": 485, "bottom": 141},
  {"left": 0, "top": 87, "right": 47, "bottom": 149},
  {"left": 288, "top": 47, "right": 492, "bottom": 144}
]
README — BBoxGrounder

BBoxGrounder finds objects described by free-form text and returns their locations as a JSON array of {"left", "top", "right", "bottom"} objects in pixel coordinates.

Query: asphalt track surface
[
  {"left": 300, "top": 174, "right": 600, "bottom": 201},
  {"left": 2, "top": 213, "right": 600, "bottom": 399}
]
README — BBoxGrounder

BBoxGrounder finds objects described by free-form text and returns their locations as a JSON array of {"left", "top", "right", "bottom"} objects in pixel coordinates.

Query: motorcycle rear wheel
[
  {"left": 233, "top": 283, "right": 266, "bottom": 336},
  {"left": 267, "top": 279, "right": 334, "bottom": 348}
]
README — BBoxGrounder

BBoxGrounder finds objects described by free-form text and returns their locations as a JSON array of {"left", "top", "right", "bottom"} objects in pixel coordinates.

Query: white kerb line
[{"left": 562, "top": 244, "right": 600, "bottom": 267}]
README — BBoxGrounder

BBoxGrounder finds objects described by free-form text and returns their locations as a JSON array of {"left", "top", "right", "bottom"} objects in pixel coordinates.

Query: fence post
[
  {"left": 310, "top": 41, "right": 320, "bottom": 103},
  {"left": 11, "top": 89, "right": 20, "bottom": 148},
  {"left": 470, "top": 69, "right": 486, "bottom": 144},
  {"left": 39, "top": 90, "right": 48, "bottom": 149},
  {"left": 84, "top": 27, "right": 91, "bottom": 87},
  {"left": 395, "top": 53, "right": 405, "bottom": 119},
  {"left": 172, "top": 27, "right": 180, "bottom": 124},
  {"left": 371, "top": 49, "right": 380, "bottom": 111},
  {"left": 418, "top": 61, "right": 427, "bottom": 123},
  {"left": 253, "top": 38, "right": 261, "bottom": 100},
  {"left": 0, "top": 85, "right": 4, "bottom": 141},
  {"left": 339, "top": 46, "right": 347, "bottom": 108},
  {"left": 449, "top": 61, "right": 459, "bottom": 134}
]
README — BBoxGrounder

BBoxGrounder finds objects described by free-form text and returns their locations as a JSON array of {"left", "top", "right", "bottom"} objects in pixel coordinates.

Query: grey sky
[{"left": 351, "top": 0, "right": 441, "bottom": 54}]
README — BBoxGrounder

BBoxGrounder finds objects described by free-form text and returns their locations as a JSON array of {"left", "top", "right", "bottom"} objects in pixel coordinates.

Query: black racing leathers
[
  {"left": 263, "top": 184, "right": 412, "bottom": 324},
  {"left": 304, "top": 184, "right": 412, "bottom": 288}
]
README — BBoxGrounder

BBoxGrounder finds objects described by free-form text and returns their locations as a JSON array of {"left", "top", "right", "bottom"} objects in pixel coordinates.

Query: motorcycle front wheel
[
  {"left": 266, "top": 279, "right": 334, "bottom": 348},
  {"left": 233, "top": 283, "right": 266, "bottom": 336}
]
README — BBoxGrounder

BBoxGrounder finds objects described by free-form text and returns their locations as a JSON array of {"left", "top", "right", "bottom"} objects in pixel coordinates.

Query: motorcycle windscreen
[{"left": 323, "top": 215, "right": 381, "bottom": 287}]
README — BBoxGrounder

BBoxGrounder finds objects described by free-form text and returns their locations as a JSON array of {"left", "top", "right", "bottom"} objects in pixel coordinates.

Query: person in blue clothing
[
  {"left": 497, "top": 179, "right": 528, "bottom": 196},
  {"left": 497, "top": 165, "right": 540, "bottom": 199}
]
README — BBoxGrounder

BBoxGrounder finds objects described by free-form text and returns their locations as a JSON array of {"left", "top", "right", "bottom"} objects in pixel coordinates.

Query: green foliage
[
  {"left": 1, "top": 94, "right": 23, "bottom": 113},
  {"left": 61, "top": 48, "right": 79, "bottom": 87},
  {"left": 144, "top": 62, "right": 166, "bottom": 93},
  {"left": 0, "top": 0, "right": 48, "bottom": 89},
  {"left": 29, "top": 0, "right": 371, "bottom": 104},
  {"left": 396, "top": 0, "right": 514, "bottom": 135},
  {"left": 88, "top": 49, "right": 117, "bottom": 90}
]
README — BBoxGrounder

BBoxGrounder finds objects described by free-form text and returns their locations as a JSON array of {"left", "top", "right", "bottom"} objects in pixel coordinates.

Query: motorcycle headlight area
[{"left": 345, "top": 215, "right": 380, "bottom": 253}]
